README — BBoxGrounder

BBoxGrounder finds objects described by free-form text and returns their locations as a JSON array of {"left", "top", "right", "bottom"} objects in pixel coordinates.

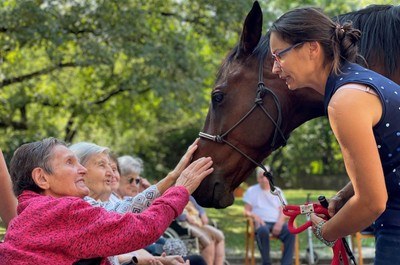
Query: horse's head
[{"left": 192, "top": 1, "right": 324, "bottom": 208}]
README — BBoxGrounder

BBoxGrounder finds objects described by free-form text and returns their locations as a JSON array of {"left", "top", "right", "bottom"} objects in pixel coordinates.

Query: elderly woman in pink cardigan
[{"left": 0, "top": 137, "right": 213, "bottom": 265}]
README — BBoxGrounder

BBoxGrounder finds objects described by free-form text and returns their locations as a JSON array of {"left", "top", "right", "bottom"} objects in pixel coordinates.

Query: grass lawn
[{"left": 205, "top": 189, "right": 374, "bottom": 258}]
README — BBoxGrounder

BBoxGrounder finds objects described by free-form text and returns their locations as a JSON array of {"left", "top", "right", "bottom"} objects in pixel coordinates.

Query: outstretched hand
[
  {"left": 170, "top": 138, "right": 200, "bottom": 181},
  {"left": 175, "top": 156, "right": 213, "bottom": 194}
]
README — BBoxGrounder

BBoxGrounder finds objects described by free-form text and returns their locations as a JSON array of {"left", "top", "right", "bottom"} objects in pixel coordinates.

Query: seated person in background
[
  {"left": 243, "top": 166, "right": 295, "bottom": 265},
  {"left": 71, "top": 141, "right": 206, "bottom": 265},
  {"left": 116, "top": 155, "right": 151, "bottom": 198},
  {"left": 177, "top": 196, "right": 225, "bottom": 265},
  {"left": 110, "top": 154, "right": 166, "bottom": 258},
  {"left": 0, "top": 137, "right": 213, "bottom": 264},
  {"left": 0, "top": 149, "right": 17, "bottom": 228}
]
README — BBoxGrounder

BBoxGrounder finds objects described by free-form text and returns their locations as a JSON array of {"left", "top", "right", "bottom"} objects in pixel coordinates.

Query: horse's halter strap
[{"left": 199, "top": 57, "right": 288, "bottom": 193}]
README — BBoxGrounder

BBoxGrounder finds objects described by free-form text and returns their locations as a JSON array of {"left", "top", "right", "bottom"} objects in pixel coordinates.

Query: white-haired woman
[{"left": 0, "top": 137, "right": 212, "bottom": 264}]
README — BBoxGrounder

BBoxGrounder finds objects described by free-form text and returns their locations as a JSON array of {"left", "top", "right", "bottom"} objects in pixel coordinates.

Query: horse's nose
[{"left": 272, "top": 61, "right": 281, "bottom": 74}]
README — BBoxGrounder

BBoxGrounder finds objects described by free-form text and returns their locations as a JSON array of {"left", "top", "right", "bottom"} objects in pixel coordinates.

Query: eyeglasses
[
  {"left": 129, "top": 177, "right": 141, "bottom": 185},
  {"left": 272, "top": 42, "right": 303, "bottom": 64}
]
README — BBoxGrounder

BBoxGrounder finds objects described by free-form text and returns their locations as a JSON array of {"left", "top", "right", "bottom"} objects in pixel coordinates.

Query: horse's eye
[{"left": 212, "top": 91, "right": 224, "bottom": 103}]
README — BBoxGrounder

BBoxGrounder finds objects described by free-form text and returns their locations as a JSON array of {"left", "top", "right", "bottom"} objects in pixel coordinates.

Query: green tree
[
  {"left": 0, "top": 0, "right": 251, "bottom": 167},
  {"left": 0, "top": 0, "right": 396, "bottom": 180}
]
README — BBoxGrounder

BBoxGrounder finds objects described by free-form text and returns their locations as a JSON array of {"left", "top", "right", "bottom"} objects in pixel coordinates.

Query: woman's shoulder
[
  {"left": 18, "top": 191, "right": 82, "bottom": 209},
  {"left": 14, "top": 192, "right": 96, "bottom": 232}
]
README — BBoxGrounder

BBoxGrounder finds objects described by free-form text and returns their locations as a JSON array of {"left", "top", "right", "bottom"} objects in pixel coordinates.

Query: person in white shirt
[{"left": 243, "top": 166, "right": 295, "bottom": 265}]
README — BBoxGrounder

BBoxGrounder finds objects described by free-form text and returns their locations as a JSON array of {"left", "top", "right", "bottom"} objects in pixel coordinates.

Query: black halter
[{"left": 199, "top": 57, "right": 287, "bottom": 191}]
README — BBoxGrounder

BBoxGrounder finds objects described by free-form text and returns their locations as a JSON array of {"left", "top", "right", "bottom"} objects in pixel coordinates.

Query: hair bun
[{"left": 335, "top": 23, "right": 345, "bottom": 40}]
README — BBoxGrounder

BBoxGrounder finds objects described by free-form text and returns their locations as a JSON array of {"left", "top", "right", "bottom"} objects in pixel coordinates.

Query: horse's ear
[{"left": 237, "top": 1, "right": 263, "bottom": 58}]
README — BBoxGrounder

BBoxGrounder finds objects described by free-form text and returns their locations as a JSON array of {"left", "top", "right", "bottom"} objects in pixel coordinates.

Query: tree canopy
[{"left": 0, "top": 0, "right": 395, "bottom": 181}]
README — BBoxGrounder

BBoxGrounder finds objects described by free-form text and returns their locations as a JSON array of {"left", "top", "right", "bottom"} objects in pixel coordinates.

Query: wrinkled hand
[
  {"left": 175, "top": 157, "right": 213, "bottom": 194},
  {"left": 187, "top": 215, "right": 199, "bottom": 226},
  {"left": 170, "top": 139, "right": 200, "bottom": 181},
  {"left": 157, "top": 254, "right": 188, "bottom": 265},
  {"left": 200, "top": 213, "right": 209, "bottom": 225},
  {"left": 328, "top": 194, "right": 346, "bottom": 217},
  {"left": 149, "top": 257, "right": 163, "bottom": 265},
  {"left": 310, "top": 213, "right": 325, "bottom": 232},
  {"left": 310, "top": 213, "right": 336, "bottom": 246},
  {"left": 139, "top": 177, "right": 151, "bottom": 190},
  {"left": 252, "top": 214, "right": 265, "bottom": 230}
]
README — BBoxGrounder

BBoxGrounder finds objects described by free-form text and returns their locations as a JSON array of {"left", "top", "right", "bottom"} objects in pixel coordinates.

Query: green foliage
[
  {"left": 0, "top": 0, "right": 395, "bottom": 181},
  {"left": 264, "top": 118, "right": 347, "bottom": 186},
  {"left": 0, "top": 0, "right": 252, "bottom": 157}
]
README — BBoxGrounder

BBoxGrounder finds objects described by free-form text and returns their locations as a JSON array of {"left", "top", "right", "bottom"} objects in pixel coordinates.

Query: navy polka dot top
[{"left": 324, "top": 62, "right": 400, "bottom": 227}]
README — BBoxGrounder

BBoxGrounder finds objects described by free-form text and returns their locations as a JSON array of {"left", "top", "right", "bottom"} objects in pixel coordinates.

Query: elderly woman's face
[
  {"left": 43, "top": 145, "right": 89, "bottom": 198},
  {"left": 118, "top": 172, "right": 140, "bottom": 197},
  {"left": 110, "top": 160, "right": 120, "bottom": 192},
  {"left": 83, "top": 152, "right": 114, "bottom": 201}
]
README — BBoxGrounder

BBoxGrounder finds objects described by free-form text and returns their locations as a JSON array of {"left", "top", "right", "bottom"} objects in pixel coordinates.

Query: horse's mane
[{"left": 335, "top": 5, "right": 400, "bottom": 75}]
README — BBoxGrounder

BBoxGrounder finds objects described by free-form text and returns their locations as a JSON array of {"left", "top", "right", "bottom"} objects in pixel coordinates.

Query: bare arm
[
  {"left": 0, "top": 149, "right": 17, "bottom": 227},
  {"left": 312, "top": 88, "right": 387, "bottom": 241},
  {"left": 328, "top": 181, "right": 354, "bottom": 217},
  {"left": 243, "top": 203, "right": 253, "bottom": 218}
]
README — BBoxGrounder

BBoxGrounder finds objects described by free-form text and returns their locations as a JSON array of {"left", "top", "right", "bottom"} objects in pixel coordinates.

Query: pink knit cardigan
[{"left": 0, "top": 186, "right": 188, "bottom": 264}]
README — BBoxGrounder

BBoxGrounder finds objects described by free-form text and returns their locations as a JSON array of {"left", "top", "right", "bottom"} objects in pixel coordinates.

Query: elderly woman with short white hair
[{"left": 0, "top": 137, "right": 212, "bottom": 264}]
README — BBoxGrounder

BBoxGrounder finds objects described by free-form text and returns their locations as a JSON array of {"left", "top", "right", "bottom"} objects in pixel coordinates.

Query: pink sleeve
[{"left": 65, "top": 186, "right": 189, "bottom": 258}]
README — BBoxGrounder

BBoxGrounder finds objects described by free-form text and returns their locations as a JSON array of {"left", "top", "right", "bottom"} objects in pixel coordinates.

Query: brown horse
[{"left": 192, "top": 1, "right": 400, "bottom": 208}]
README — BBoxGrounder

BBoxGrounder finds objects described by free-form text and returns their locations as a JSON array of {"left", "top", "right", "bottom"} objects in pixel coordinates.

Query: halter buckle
[
  {"left": 199, "top": 132, "right": 217, "bottom": 141},
  {"left": 199, "top": 132, "right": 224, "bottom": 143},
  {"left": 300, "top": 204, "right": 315, "bottom": 214}
]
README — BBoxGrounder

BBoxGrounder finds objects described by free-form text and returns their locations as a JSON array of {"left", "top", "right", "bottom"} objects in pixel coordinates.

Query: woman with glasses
[
  {"left": 269, "top": 6, "right": 400, "bottom": 264},
  {"left": 116, "top": 155, "right": 151, "bottom": 199}
]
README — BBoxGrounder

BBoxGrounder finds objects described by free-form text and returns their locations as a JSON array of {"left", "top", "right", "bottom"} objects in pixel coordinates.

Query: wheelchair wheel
[
  {"left": 163, "top": 227, "right": 180, "bottom": 239},
  {"left": 304, "top": 248, "right": 319, "bottom": 265}
]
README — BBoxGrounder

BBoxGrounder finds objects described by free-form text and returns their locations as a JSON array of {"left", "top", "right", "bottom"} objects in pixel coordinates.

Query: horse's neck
[{"left": 278, "top": 83, "right": 325, "bottom": 134}]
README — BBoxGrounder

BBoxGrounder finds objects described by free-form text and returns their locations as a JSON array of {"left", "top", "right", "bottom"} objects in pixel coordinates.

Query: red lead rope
[{"left": 283, "top": 203, "right": 352, "bottom": 265}]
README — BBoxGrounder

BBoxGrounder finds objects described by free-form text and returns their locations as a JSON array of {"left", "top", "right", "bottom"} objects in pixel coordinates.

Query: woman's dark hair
[
  {"left": 270, "top": 7, "right": 361, "bottom": 75},
  {"left": 10, "top": 137, "right": 66, "bottom": 197}
]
